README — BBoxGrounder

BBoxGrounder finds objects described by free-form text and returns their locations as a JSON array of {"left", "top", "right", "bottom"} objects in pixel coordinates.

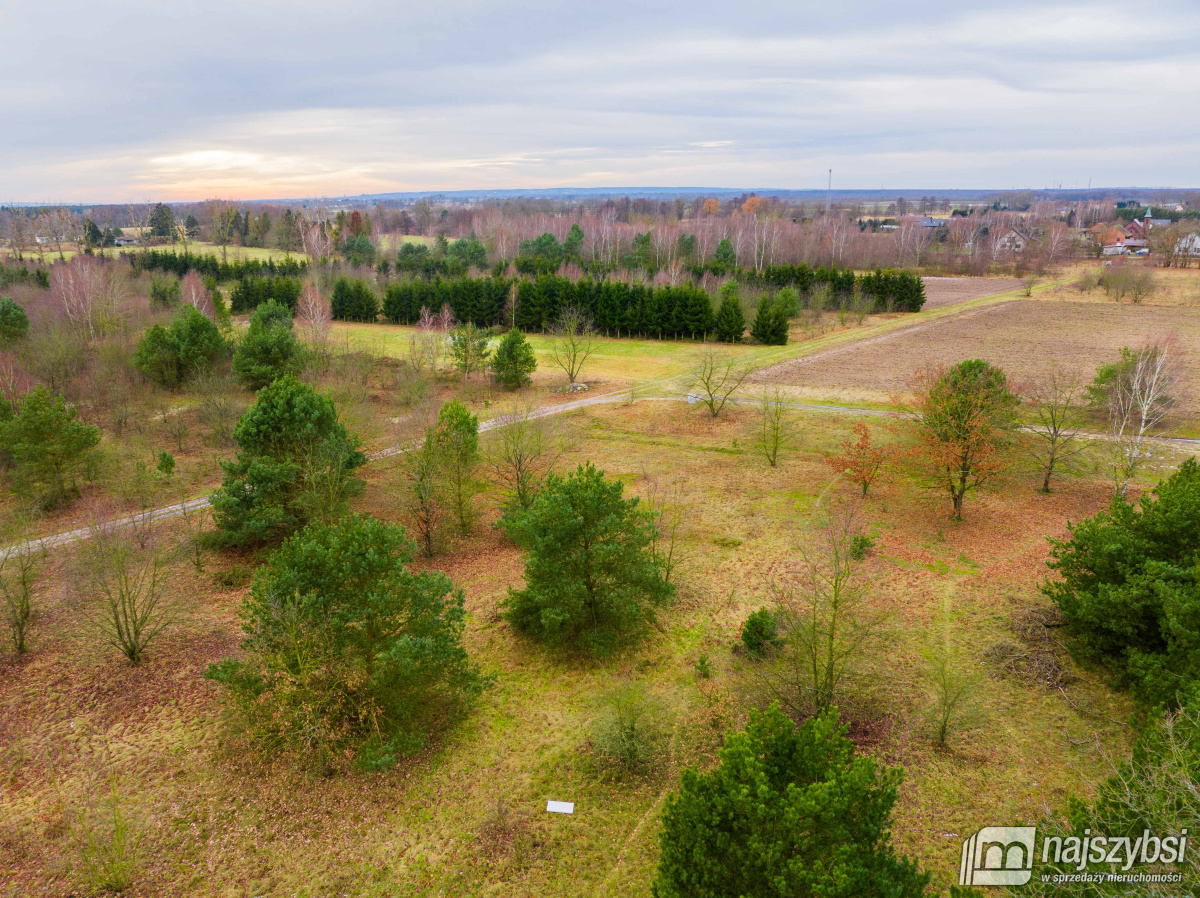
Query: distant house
[
  {"left": 898, "top": 214, "right": 947, "bottom": 228},
  {"left": 113, "top": 234, "right": 139, "bottom": 247},
  {"left": 995, "top": 227, "right": 1031, "bottom": 252},
  {"left": 1176, "top": 233, "right": 1200, "bottom": 257},
  {"left": 1127, "top": 211, "right": 1174, "bottom": 239}
]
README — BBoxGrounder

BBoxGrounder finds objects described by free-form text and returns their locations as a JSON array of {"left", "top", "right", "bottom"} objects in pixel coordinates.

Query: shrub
[
  {"left": 232, "top": 300, "right": 301, "bottom": 389},
  {"left": 0, "top": 296, "right": 30, "bottom": 347},
  {"left": 210, "top": 376, "right": 366, "bottom": 546},
  {"left": 588, "top": 683, "right": 668, "bottom": 776},
  {"left": 0, "top": 387, "right": 101, "bottom": 507},
  {"left": 134, "top": 305, "right": 226, "bottom": 387},
  {"left": 653, "top": 704, "right": 929, "bottom": 898},
  {"left": 490, "top": 327, "right": 537, "bottom": 389},
  {"left": 330, "top": 278, "right": 380, "bottom": 322},
  {"left": 502, "top": 463, "right": 674, "bottom": 656},
  {"left": 212, "top": 564, "right": 252, "bottom": 590},
  {"left": 850, "top": 533, "right": 875, "bottom": 560},
  {"left": 148, "top": 275, "right": 181, "bottom": 308},
  {"left": 205, "top": 514, "right": 488, "bottom": 770},
  {"left": 740, "top": 608, "right": 779, "bottom": 655},
  {"left": 1043, "top": 458, "right": 1200, "bottom": 708}
]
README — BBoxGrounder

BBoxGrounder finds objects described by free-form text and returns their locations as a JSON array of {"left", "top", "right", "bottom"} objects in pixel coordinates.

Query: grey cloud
[{"left": 3, "top": 0, "right": 1199, "bottom": 199}]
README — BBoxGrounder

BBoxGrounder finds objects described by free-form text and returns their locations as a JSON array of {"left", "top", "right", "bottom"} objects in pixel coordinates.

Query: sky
[{"left": 3, "top": 0, "right": 1200, "bottom": 203}]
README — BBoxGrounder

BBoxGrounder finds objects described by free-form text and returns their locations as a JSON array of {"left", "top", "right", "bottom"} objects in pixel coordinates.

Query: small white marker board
[{"left": 546, "top": 801, "right": 574, "bottom": 815}]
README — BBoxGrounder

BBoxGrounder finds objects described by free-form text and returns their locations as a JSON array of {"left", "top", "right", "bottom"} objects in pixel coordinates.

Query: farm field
[
  {"left": 752, "top": 298, "right": 1200, "bottom": 429},
  {"left": 918, "top": 276, "right": 1024, "bottom": 309},
  {"left": 0, "top": 393, "right": 1142, "bottom": 897}
]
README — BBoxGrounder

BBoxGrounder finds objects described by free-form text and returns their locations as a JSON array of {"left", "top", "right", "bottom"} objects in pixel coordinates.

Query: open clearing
[
  {"left": 1, "top": 271, "right": 1195, "bottom": 896},
  {"left": 752, "top": 298, "right": 1200, "bottom": 426},
  {"left": 1, "top": 397, "right": 1135, "bottom": 897}
]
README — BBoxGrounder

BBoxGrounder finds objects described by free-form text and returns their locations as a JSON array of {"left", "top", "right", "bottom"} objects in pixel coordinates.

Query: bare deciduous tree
[
  {"left": 921, "top": 632, "right": 980, "bottom": 749},
  {"left": 51, "top": 255, "right": 124, "bottom": 341},
  {"left": 206, "top": 200, "right": 238, "bottom": 263},
  {"left": 755, "top": 387, "right": 793, "bottom": 467},
  {"left": 1105, "top": 338, "right": 1181, "bottom": 496},
  {"left": 763, "top": 504, "right": 882, "bottom": 716},
  {"left": 641, "top": 472, "right": 688, "bottom": 585},
  {"left": 180, "top": 270, "right": 214, "bottom": 318},
  {"left": 690, "top": 347, "right": 751, "bottom": 418},
  {"left": 296, "top": 283, "right": 331, "bottom": 347},
  {"left": 1026, "top": 367, "right": 1088, "bottom": 493},
  {"left": 7, "top": 215, "right": 31, "bottom": 261},
  {"left": 550, "top": 305, "right": 596, "bottom": 385},
  {"left": 402, "top": 426, "right": 443, "bottom": 558},
  {"left": 1, "top": 512, "right": 42, "bottom": 653},
  {"left": 487, "top": 403, "right": 568, "bottom": 511},
  {"left": 80, "top": 524, "right": 174, "bottom": 666}
]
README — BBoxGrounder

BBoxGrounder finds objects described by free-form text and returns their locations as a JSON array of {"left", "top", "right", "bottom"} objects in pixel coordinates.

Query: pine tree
[
  {"left": 502, "top": 463, "right": 673, "bottom": 656},
  {"left": 653, "top": 704, "right": 929, "bottom": 898},
  {"left": 714, "top": 282, "right": 746, "bottom": 343},
  {"left": 490, "top": 328, "right": 537, "bottom": 389}
]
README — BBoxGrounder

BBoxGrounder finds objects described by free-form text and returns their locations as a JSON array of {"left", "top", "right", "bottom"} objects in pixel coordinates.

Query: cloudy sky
[{"left": 4, "top": 0, "right": 1199, "bottom": 202}]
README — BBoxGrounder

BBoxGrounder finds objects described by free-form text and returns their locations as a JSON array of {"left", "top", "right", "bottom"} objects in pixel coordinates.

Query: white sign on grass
[{"left": 546, "top": 801, "right": 574, "bottom": 815}]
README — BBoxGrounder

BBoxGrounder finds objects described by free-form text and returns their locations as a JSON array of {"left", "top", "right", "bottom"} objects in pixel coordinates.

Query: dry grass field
[
  {"left": 0, "top": 396, "right": 1145, "bottom": 897},
  {"left": 0, "top": 270, "right": 1195, "bottom": 896}
]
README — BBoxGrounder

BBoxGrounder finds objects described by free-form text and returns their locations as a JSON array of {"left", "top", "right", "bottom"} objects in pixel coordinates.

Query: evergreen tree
[
  {"left": 563, "top": 223, "right": 585, "bottom": 261},
  {"left": 502, "top": 463, "right": 673, "bottom": 656},
  {"left": 205, "top": 513, "right": 487, "bottom": 769},
  {"left": 184, "top": 213, "right": 201, "bottom": 238},
  {"left": 232, "top": 300, "right": 301, "bottom": 389},
  {"left": 490, "top": 328, "right": 538, "bottom": 389},
  {"left": 149, "top": 203, "right": 176, "bottom": 239},
  {"left": 654, "top": 705, "right": 928, "bottom": 898},
  {"left": 750, "top": 296, "right": 789, "bottom": 346},
  {"left": 709, "top": 238, "right": 737, "bottom": 273},
  {"left": 0, "top": 297, "right": 30, "bottom": 348},
  {"left": 210, "top": 376, "right": 366, "bottom": 546},
  {"left": 1043, "top": 457, "right": 1200, "bottom": 707},
  {"left": 714, "top": 282, "right": 746, "bottom": 343},
  {"left": 331, "top": 278, "right": 380, "bottom": 322},
  {"left": 0, "top": 386, "right": 101, "bottom": 507},
  {"left": 135, "top": 305, "right": 226, "bottom": 387}
]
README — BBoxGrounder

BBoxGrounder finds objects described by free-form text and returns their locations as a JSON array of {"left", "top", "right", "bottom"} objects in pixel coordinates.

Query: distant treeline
[{"left": 126, "top": 250, "right": 307, "bottom": 282}]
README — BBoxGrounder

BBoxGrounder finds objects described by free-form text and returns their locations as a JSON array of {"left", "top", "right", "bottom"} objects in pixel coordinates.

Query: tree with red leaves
[{"left": 826, "top": 421, "right": 887, "bottom": 497}]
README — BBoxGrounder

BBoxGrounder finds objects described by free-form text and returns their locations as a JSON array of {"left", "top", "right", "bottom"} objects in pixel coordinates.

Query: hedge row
[
  {"left": 382, "top": 276, "right": 718, "bottom": 338},
  {"left": 126, "top": 249, "right": 307, "bottom": 282}
]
